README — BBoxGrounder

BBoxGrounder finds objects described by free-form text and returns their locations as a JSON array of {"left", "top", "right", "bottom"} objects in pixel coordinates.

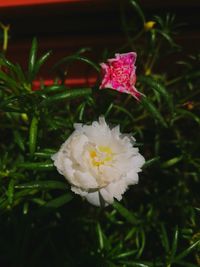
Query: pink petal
[
  {"left": 116, "top": 52, "right": 137, "bottom": 65},
  {"left": 127, "top": 86, "right": 143, "bottom": 101},
  {"left": 99, "top": 51, "right": 143, "bottom": 101}
]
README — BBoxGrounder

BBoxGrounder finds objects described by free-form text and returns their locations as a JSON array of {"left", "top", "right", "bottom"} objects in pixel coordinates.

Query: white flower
[{"left": 52, "top": 117, "right": 145, "bottom": 206}]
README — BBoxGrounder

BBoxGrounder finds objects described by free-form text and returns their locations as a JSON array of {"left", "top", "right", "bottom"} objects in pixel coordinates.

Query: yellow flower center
[{"left": 90, "top": 146, "right": 113, "bottom": 167}]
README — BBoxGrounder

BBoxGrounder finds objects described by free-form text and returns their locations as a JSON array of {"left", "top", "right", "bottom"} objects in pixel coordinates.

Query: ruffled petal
[
  {"left": 85, "top": 191, "right": 101, "bottom": 206},
  {"left": 105, "top": 179, "right": 128, "bottom": 201},
  {"left": 73, "top": 171, "right": 98, "bottom": 189}
]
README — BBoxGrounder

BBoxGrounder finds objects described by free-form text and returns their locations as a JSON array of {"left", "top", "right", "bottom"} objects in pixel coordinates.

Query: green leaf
[
  {"left": 42, "top": 84, "right": 66, "bottom": 93},
  {"left": 113, "top": 104, "right": 135, "bottom": 121},
  {"left": 105, "top": 103, "right": 114, "bottom": 118},
  {"left": 32, "top": 193, "right": 73, "bottom": 216},
  {"left": 14, "top": 188, "right": 38, "bottom": 199},
  {"left": 7, "top": 179, "right": 15, "bottom": 205},
  {"left": 136, "top": 229, "right": 146, "bottom": 258},
  {"left": 34, "top": 50, "right": 52, "bottom": 77},
  {"left": 17, "top": 161, "right": 54, "bottom": 170},
  {"left": 0, "top": 54, "right": 14, "bottom": 68},
  {"left": 129, "top": 0, "right": 145, "bottom": 24},
  {"left": 173, "top": 261, "right": 199, "bottom": 267},
  {"left": 153, "top": 15, "right": 164, "bottom": 28},
  {"left": 114, "top": 249, "right": 138, "bottom": 259},
  {"left": 2, "top": 188, "right": 38, "bottom": 209},
  {"left": 170, "top": 227, "right": 179, "bottom": 261},
  {"left": 159, "top": 223, "right": 170, "bottom": 253},
  {"left": 28, "top": 37, "right": 38, "bottom": 81},
  {"left": 156, "top": 29, "right": 178, "bottom": 48},
  {"left": 34, "top": 148, "right": 56, "bottom": 158},
  {"left": 118, "top": 261, "right": 154, "bottom": 267},
  {"left": 41, "top": 88, "right": 92, "bottom": 105},
  {"left": 0, "top": 71, "right": 20, "bottom": 94},
  {"left": 141, "top": 97, "right": 167, "bottom": 127},
  {"left": 113, "top": 201, "right": 140, "bottom": 224},
  {"left": 15, "top": 63, "right": 26, "bottom": 82},
  {"left": 15, "top": 180, "right": 67, "bottom": 190},
  {"left": 0, "top": 56, "right": 26, "bottom": 83},
  {"left": 13, "top": 130, "right": 25, "bottom": 151},
  {"left": 174, "top": 109, "right": 200, "bottom": 125},
  {"left": 77, "top": 102, "right": 86, "bottom": 121},
  {"left": 42, "top": 193, "right": 73, "bottom": 209},
  {"left": 0, "top": 106, "right": 22, "bottom": 113},
  {"left": 139, "top": 76, "right": 174, "bottom": 112},
  {"left": 175, "top": 240, "right": 200, "bottom": 261},
  {"left": 143, "top": 156, "right": 160, "bottom": 169},
  {"left": 96, "top": 223, "right": 104, "bottom": 250},
  {"left": 53, "top": 55, "right": 100, "bottom": 72},
  {"left": 23, "top": 202, "right": 29, "bottom": 215},
  {"left": 161, "top": 156, "right": 182, "bottom": 168},
  {"left": 29, "top": 116, "right": 39, "bottom": 156},
  {"left": 186, "top": 70, "right": 200, "bottom": 80}
]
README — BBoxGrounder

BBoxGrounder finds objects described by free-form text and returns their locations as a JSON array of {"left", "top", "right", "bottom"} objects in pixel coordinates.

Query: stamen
[{"left": 89, "top": 146, "right": 113, "bottom": 167}]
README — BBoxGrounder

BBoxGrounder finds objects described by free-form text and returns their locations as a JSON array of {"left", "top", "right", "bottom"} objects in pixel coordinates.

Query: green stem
[
  {"left": 0, "top": 22, "right": 10, "bottom": 52},
  {"left": 145, "top": 40, "right": 162, "bottom": 74},
  {"left": 166, "top": 76, "right": 183, "bottom": 86}
]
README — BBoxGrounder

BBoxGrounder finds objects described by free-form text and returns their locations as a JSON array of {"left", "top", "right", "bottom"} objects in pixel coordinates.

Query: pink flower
[{"left": 100, "top": 52, "right": 142, "bottom": 100}]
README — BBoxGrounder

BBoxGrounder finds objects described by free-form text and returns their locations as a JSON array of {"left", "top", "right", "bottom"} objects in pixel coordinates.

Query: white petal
[
  {"left": 70, "top": 134, "right": 88, "bottom": 163},
  {"left": 125, "top": 171, "right": 139, "bottom": 185},
  {"left": 72, "top": 187, "right": 109, "bottom": 207},
  {"left": 105, "top": 179, "right": 128, "bottom": 201},
  {"left": 85, "top": 191, "right": 101, "bottom": 206},
  {"left": 73, "top": 123, "right": 83, "bottom": 131},
  {"left": 71, "top": 186, "right": 88, "bottom": 197},
  {"left": 81, "top": 119, "right": 112, "bottom": 146},
  {"left": 98, "top": 116, "right": 106, "bottom": 126},
  {"left": 73, "top": 171, "right": 98, "bottom": 189},
  {"left": 52, "top": 152, "right": 69, "bottom": 177},
  {"left": 62, "top": 158, "right": 75, "bottom": 182},
  {"left": 51, "top": 152, "right": 58, "bottom": 161},
  {"left": 100, "top": 187, "right": 114, "bottom": 204},
  {"left": 131, "top": 154, "right": 145, "bottom": 170},
  {"left": 99, "top": 165, "right": 121, "bottom": 184},
  {"left": 111, "top": 125, "right": 120, "bottom": 137}
]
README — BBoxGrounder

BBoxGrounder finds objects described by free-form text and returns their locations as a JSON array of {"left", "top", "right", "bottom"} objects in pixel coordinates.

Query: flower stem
[{"left": 0, "top": 22, "right": 10, "bottom": 52}]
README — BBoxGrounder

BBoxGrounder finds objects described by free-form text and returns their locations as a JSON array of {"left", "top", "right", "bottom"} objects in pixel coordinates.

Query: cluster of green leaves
[{"left": 0, "top": 0, "right": 200, "bottom": 266}]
